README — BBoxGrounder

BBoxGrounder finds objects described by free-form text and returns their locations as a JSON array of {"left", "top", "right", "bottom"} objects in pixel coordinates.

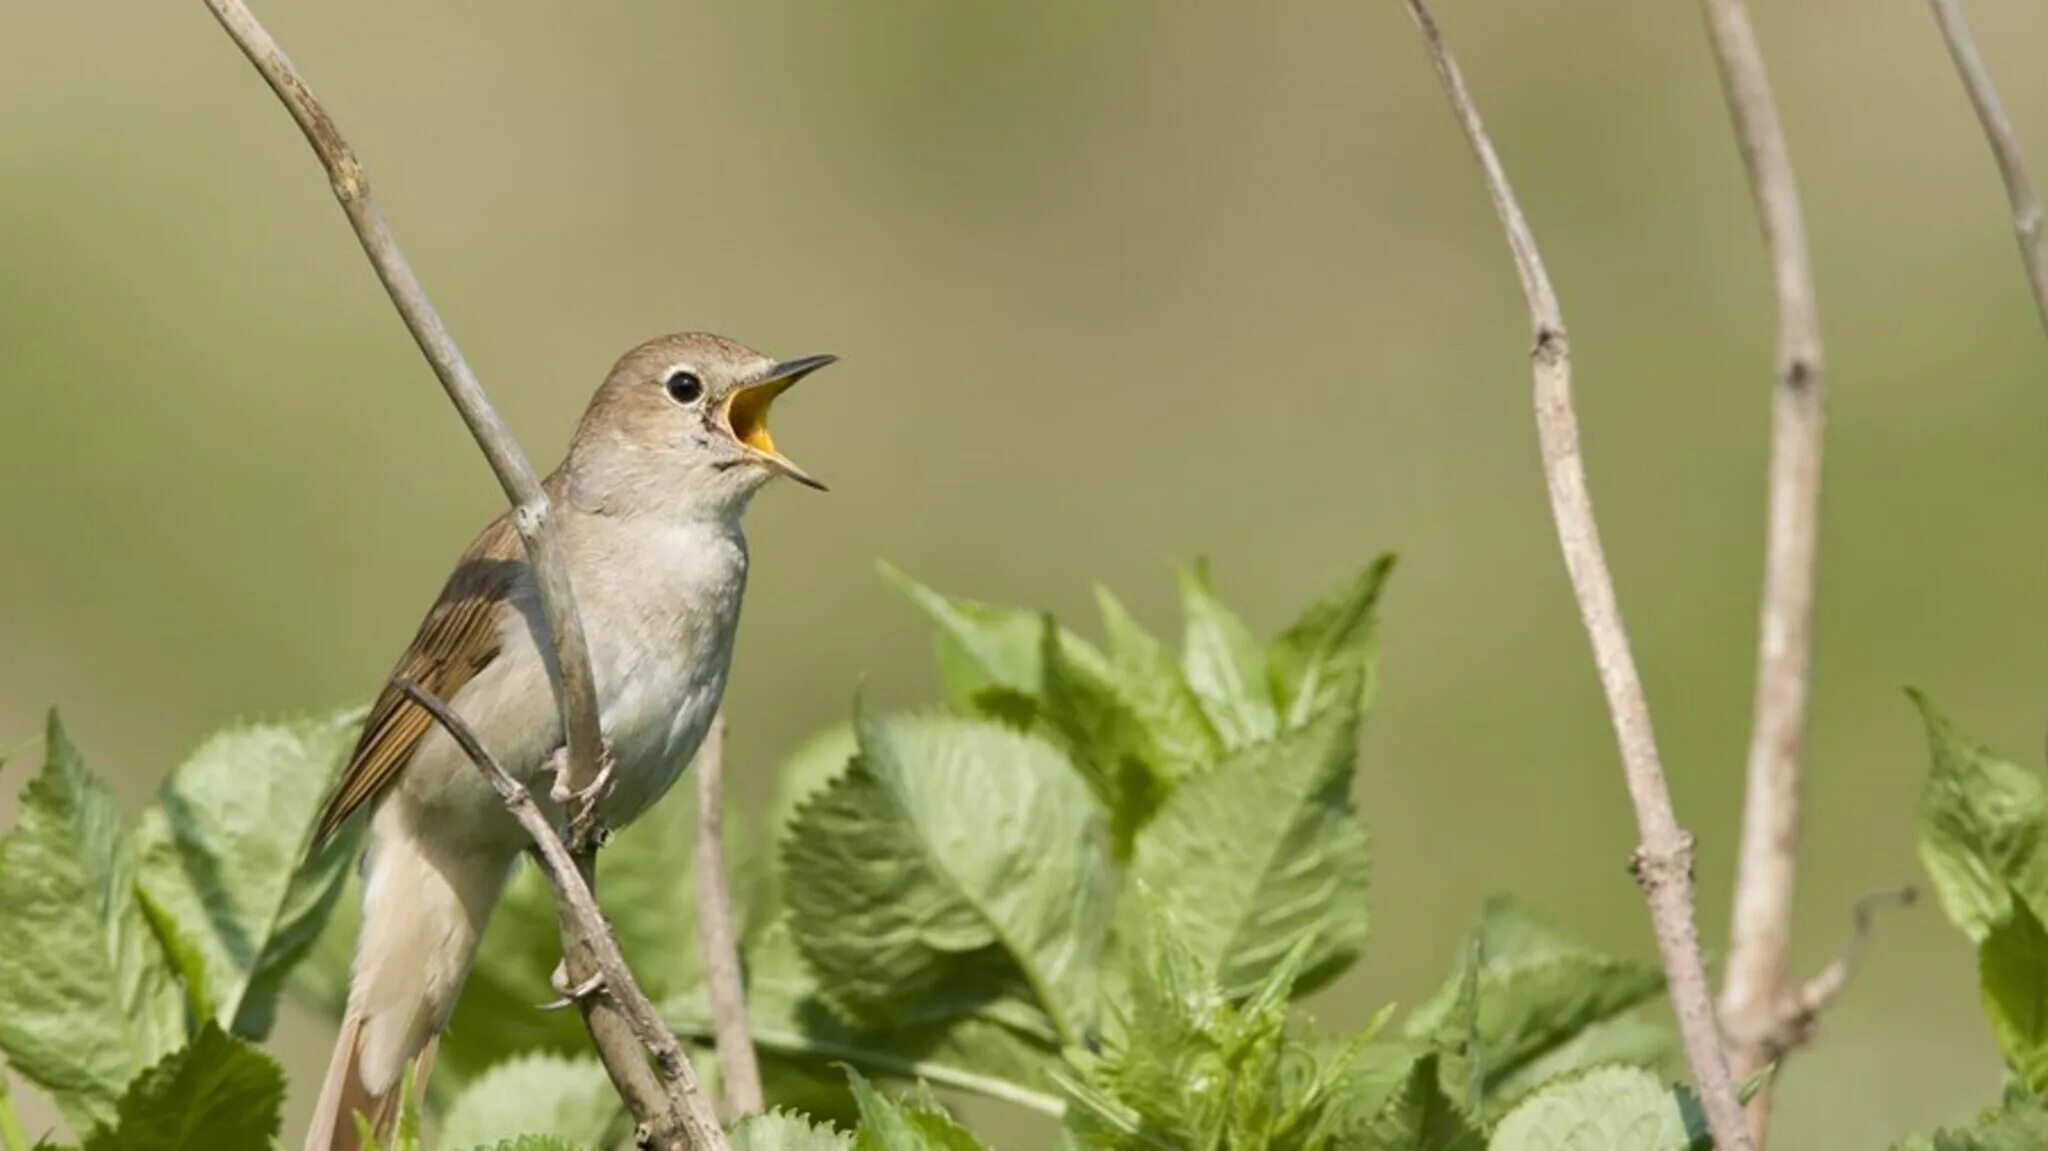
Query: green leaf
[
  {"left": 1177, "top": 563, "right": 1278, "bottom": 749},
  {"left": 668, "top": 918, "right": 1065, "bottom": 1116},
  {"left": 459, "top": 1139, "right": 588, "bottom": 1151},
  {"left": 1405, "top": 897, "right": 1668, "bottom": 1115},
  {"left": 1980, "top": 892, "right": 2048, "bottom": 1093},
  {"left": 1487, "top": 1067, "right": 1708, "bottom": 1151},
  {"left": 880, "top": 564, "right": 1046, "bottom": 714},
  {"left": 135, "top": 885, "right": 217, "bottom": 1029},
  {"left": 784, "top": 713, "right": 1114, "bottom": 1042},
  {"left": 1121, "top": 700, "right": 1370, "bottom": 996},
  {"left": 1894, "top": 1094, "right": 2048, "bottom": 1150},
  {"left": 1355, "top": 1053, "right": 1484, "bottom": 1151},
  {"left": 0, "top": 715, "right": 183, "bottom": 1131},
  {"left": 79, "top": 1023, "right": 284, "bottom": 1151},
  {"left": 436, "top": 1053, "right": 624, "bottom": 1151},
  {"left": 1038, "top": 618, "right": 1169, "bottom": 858},
  {"left": 131, "top": 710, "right": 361, "bottom": 1039},
  {"left": 731, "top": 1111, "right": 854, "bottom": 1151},
  {"left": 1911, "top": 692, "right": 2048, "bottom": 942},
  {"left": 1269, "top": 555, "right": 1396, "bottom": 727},
  {"left": 848, "top": 1069, "right": 991, "bottom": 1151},
  {"left": 1093, "top": 587, "right": 1224, "bottom": 774}
]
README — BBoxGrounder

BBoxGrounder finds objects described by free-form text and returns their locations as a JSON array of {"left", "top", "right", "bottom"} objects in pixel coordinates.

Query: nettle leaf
[
  {"left": 1121, "top": 700, "right": 1370, "bottom": 997},
  {"left": 1354, "top": 1053, "right": 1484, "bottom": 1151},
  {"left": 753, "top": 723, "right": 860, "bottom": 940},
  {"left": 1405, "top": 897, "right": 1668, "bottom": 1114},
  {"left": 1177, "top": 563, "right": 1279, "bottom": 749},
  {"left": 436, "top": 1052, "right": 624, "bottom": 1151},
  {"left": 131, "top": 710, "right": 360, "bottom": 1040},
  {"left": 784, "top": 713, "right": 1114, "bottom": 1042},
  {"left": 881, "top": 564, "right": 1046, "bottom": 714},
  {"left": 80, "top": 1022, "right": 285, "bottom": 1151},
  {"left": 1911, "top": 692, "right": 2048, "bottom": 942},
  {"left": 1487, "top": 1067, "right": 1709, "bottom": 1151},
  {"left": 1894, "top": 1094, "right": 2048, "bottom": 1150},
  {"left": 732, "top": 1110, "right": 854, "bottom": 1151},
  {"left": 0, "top": 714, "right": 183, "bottom": 1131},
  {"left": 1093, "top": 587, "right": 1223, "bottom": 776},
  {"left": 1980, "top": 892, "right": 2048, "bottom": 1093},
  {"left": 848, "top": 1069, "right": 991, "bottom": 1151},
  {"left": 1039, "top": 619, "right": 1170, "bottom": 857},
  {"left": 1269, "top": 555, "right": 1396, "bottom": 728}
]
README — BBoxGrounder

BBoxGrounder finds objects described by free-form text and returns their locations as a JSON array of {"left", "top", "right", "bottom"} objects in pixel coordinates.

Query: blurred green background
[{"left": 3, "top": 0, "right": 2045, "bottom": 1145}]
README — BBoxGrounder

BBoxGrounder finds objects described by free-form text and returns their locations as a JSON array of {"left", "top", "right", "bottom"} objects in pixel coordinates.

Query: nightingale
[{"left": 305, "top": 332, "right": 834, "bottom": 1151}]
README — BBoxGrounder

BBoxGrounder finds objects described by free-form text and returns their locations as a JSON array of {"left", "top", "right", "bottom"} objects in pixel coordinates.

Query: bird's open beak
[{"left": 723, "top": 354, "right": 836, "bottom": 490}]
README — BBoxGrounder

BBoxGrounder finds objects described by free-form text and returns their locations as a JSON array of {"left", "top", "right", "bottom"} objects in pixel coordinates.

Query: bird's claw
[
  {"left": 548, "top": 738, "right": 619, "bottom": 809},
  {"left": 539, "top": 959, "right": 607, "bottom": 1011}
]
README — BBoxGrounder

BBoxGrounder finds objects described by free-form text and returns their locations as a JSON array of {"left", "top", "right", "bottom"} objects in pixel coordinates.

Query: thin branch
[
  {"left": 1744, "top": 886, "right": 1917, "bottom": 1062},
  {"left": 398, "top": 680, "right": 727, "bottom": 1151},
  {"left": 1396, "top": 5, "right": 1755, "bottom": 1150},
  {"left": 196, "top": 0, "right": 610, "bottom": 849},
  {"left": 693, "top": 713, "right": 763, "bottom": 1117},
  {"left": 1696, "top": 2, "right": 1828, "bottom": 1137},
  {"left": 1929, "top": 0, "right": 2048, "bottom": 336}
]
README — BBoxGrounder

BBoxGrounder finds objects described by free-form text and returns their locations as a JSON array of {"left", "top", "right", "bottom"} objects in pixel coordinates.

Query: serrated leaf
[
  {"left": 1094, "top": 587, "right": 1224, "bottom": 775},
  {"left": 783, "top": 713, "right": 1113, "bottom": 1042},
  {"left": 732, "top": 1110, "right": 854, "bottom": 1151},
  {"left": 1911, "top": 692, "right": 2048, "bottom": 942},
  {"left": 880, "top": 564, "right": 1046, "bottom": 713},
  {"left": 1121, "top": 701, "right": 1370, "bottom": 996},
  {"left": 1894, "top": 1094, "right": 2048, "bottom": 1150},
  {"left": 131, "top": 711, "right": 361, "bottom": 1039},
  {"left": 1270, "top": 555, "right": 1396, "bottom": 727},
  {"left": 1980, "top": 892, "right": 2048, "bottom": 1093},
  {"left": 436, "top": 1053, "right": 624, "bottom": 1151},
  {"left": 1039, "top": 618, "right": 1169, "bottom": 858},
  {"left": 79, "top": 1023, "right": 284, "bottom": 1151},
  {"left": 135, "top": 884, "right": 217, "bottom": 1029},
  {"left": 1356, "top": 1053, "right": 1484, "bottom": 1151},
  {"left": 0, "top": 714, "right": 183, "bottom": 1131},
  {"left": 1487, "top": 1067, "right": 1708, "bottom": 1151},
  {"left": 1405, "top": 898, "right": 1667, "bottom": 1113},
  {"left": 848, "top": 1069, "right": 991, "bottom": 1151},
  {"left": 461, "top": 1139, "right": 587, "bottom": 1151},
  {"left": 1177, "top": 563, "right": 1278, "bottom": 749}
]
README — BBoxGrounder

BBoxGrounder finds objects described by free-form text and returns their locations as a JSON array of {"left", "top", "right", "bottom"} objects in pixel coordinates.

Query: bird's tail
[{"left": 305, "top": 810, "right": 510, "bottom": 1151}]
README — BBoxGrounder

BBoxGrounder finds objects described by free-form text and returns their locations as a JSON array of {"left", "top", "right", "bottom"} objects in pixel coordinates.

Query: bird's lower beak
[{"left": 723, "top": 354, "right": 836, "bottom": 490}]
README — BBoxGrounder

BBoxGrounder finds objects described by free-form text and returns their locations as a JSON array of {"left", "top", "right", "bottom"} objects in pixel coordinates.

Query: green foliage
[
  {"left": 0, "top": 715, "right": 184, "bottom": 1131},
  {"left": 435, "top": 1053, "right": 624, "bottom": 1151},
  {"left": 1894, "top": 1094, "right": 2048, "bottom": 1151},
  {"left": 1121, "top": 699, "right": 1371, "bottom": 998},
  {"left": 131, "top": 710, "right": 361, "bottom": 1038},
  {"left": 1403, "top": 897, "right": 1670, "bottom": 1116},
  {"left": 1486, "top": 1067, "right": 1708, "bottom": 1151},
  {"left": 79, "top": 1023, "right": 285, "bottom": 1151},
  {"left": 783, "top": 711, "right": 1114, "bottom": 1043},
  {"left": 6, "top": 559, "right": 1846, "bottom": 1151}
]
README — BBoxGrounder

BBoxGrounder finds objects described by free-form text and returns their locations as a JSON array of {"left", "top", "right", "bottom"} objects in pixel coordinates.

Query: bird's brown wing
[{"left": 311, "top": 514, "right": 527, "bottom": 849}]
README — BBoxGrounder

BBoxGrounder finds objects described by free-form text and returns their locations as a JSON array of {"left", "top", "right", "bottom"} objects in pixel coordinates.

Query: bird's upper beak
[{"left": 722, "top": 354, "right": 836, "bottom": 490}]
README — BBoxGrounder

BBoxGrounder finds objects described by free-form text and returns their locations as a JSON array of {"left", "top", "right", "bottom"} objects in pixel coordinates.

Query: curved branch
[
  {"left": 1929, "top": 0, "right": 2048, "bottom": 336},
  {"left": 1396, "top": 5, "right": 1755, "bottom": 1151},
  {"left": 196, "top": 0, "right": 609, "bottom": 846}
]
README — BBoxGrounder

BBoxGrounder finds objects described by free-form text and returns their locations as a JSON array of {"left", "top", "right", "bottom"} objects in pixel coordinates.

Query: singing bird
[{"left": 305, "top": 333, "right": 833, "bottom": 1151}]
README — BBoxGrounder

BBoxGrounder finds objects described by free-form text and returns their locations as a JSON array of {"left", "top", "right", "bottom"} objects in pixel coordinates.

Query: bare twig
[
  {"left": 198, "top": 4, "right": 724, "bottom": 1146},
  {"left": 1695, "top": 1, "right": 1828, "bottom": 1135},
  {"left": 693, "top": 713, "right": 763, "bottom": 1117},
  {"left": 398, "top": 680, "right": 727, "bottom": 1151},
  {"left": 1396, "top": 5, "right": 1755, "bottom": 1150},
  {"left": 1929, "top": 0, "right": 2048, "bottom": 336},
  {"left": 196, "top": 0, "right": 609, "bottom": 849},
  {"left": 1743, "top": 886, "right": 1917, "bottom": 1061}
]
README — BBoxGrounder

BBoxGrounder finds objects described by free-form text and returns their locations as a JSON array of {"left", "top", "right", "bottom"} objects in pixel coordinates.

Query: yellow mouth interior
[{"left": 725, "top": 379, "right": 791, "bottom": 455}]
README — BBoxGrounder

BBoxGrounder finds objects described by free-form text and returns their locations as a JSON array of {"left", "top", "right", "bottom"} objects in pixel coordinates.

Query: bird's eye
[{"left": 664, "top": 370, "right": 704, "bottom": 405}]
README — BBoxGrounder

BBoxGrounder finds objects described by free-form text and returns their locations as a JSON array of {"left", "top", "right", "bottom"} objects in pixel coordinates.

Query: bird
[{"left": 304, "top": 332, "right": 834, "bottom": 1151}]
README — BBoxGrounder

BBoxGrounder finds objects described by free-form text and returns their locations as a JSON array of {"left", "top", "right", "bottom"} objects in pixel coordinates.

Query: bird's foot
[
  {"left": 539, "top": 959, "right": 607, "bottom": 1011},
  {"left": 548, "top": 737, "right": 619, "bottom": 809}
]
